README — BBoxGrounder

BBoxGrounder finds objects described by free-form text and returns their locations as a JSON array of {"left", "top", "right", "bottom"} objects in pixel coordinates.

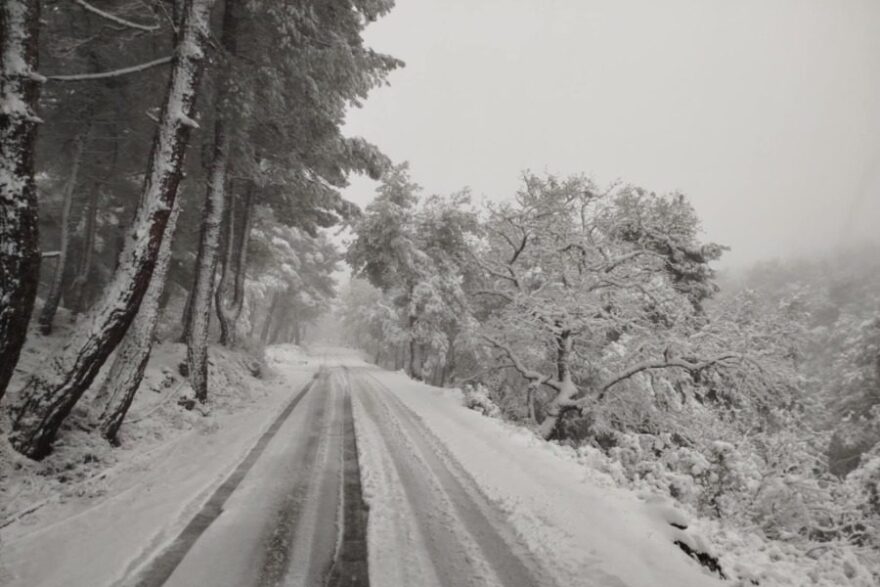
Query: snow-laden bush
[{"left": 462, "top": 384, "right": 502, "bottom": 419}]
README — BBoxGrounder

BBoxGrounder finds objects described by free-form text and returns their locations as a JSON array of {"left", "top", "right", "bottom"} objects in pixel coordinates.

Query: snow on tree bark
[
  {"left": 0, "top": 0, "right": 43, "bottom": 403},
  {"left": 96, "top": 201, "right": 180, "bottom": 444},
  {"left": 185, "top": 0, "right": 237, "bottom": 402},
  {"left": 38, "top": 130, "right": 88, "bottom": 335},
  {"left": 9, "top": 0, "right": 217, "bottom": 459}
]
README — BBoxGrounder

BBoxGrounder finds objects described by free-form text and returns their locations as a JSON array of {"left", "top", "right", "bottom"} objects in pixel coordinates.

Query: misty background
[{"left": 343, "top": 0, "right": 880, "bottom": 268}]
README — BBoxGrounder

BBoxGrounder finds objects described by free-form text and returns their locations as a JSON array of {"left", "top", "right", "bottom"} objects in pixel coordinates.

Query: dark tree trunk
[
  {"left": 0, "top": 0, "right": 42, "bottom": 403},
  {"left": 185, "top": 0, "right": 238, "bottom": 403},
  {"left": 9, "top": 0, "right": 217, "bottom": 459},
  {"left": 215, "top": 191, "right": 235, "bottom": 345},
  {"left": 216, "top": 183, "right": 254, "bottom": 346},
  {"left": 439, "top": 332, "right": 456, "bottom": 387},
  {"left": 178, "top": 286, "right": 193, "bottom": 342},
  {"left": 292, "top": 306, "right": 302, "bottom": 345},
  {"left": 68, "top": 181, "right": 100, "bottom": 316},
  {"left": 538, "top": 328, "right": 576, "bottom": 439},
  {"left": 39, "top": 131, "right": 88, "bottom": 335},
  {"left": 407, "top": 314, "right": 420, "bottom": 380},
  {"left": 268, "top": 301, "right": 290, "bottom": 345},
  {"left": 260, "top": 290, "right": 282, "bottom": 344},
  {"left": 96, "top": 201, "right": 180, "bottom": 444}
]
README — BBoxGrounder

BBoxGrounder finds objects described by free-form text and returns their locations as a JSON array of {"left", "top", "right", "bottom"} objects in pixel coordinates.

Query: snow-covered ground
[
  {"left": 5, "top": 345, "right": 851, "bottom": 587},
  {"left": 353, "top": 365, "right": 720, "bottom": 587},
  {"left": 0, "top": 343, "right": 318, "bottom": 587}
]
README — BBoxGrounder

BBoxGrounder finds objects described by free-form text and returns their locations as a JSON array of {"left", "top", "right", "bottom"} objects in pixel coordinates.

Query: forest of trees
[
  {"left": 2, "top": 0, "right": 879, "bottom": 582},
  {"left": 342, "top": 165, "right": 880, "bottom": 567},
  {"left": 0, "top": 0, "right": 398, "bottom": 458}
]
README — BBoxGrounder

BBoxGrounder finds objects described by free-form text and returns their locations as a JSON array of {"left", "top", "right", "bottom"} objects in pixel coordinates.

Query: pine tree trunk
[
  {"left": 96, "top": 201, "right": 180, "bottom": 444},
  {"left": 185, "top": 0, "right": 237, "bottom": 403},
  {"left": 178, "top": 286, "right": 193, "bottom": 342},
  {"left": 439, "top": 333, "right": 456, "bottom": 387},
  {"left": 228, "top": 185, "right": 253, "bottom": 334},
  {"left": 291, "top": 306, "right": 302, "bottom": 345},
  {"left": 268, "top": 300, "right": 290, "bottom": 345},
  {"left": 260, "top": 290, "right": 282, "bottom": 344},
  {"left": 68, "top": 181, "right": 99, "bottom": 316},
  {"left": 216, "top": 182, "right": 255, "bottom": 348},
  {"left": 9, "top": 0, "right": 217, "bottom": 459},
  {"left": 215, "top": 192, "right": 235, "bottom": 345},
  {"left": 38, "top": 131, "right": 87, "bottom": 335},
  {"left": 0, "top": 0, "right": 42, "bottom": 403}
]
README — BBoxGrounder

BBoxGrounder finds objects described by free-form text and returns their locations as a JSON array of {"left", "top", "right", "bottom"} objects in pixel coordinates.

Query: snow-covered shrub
[{"left": 462, "top": 384, "right": 502, "bottom": 419}]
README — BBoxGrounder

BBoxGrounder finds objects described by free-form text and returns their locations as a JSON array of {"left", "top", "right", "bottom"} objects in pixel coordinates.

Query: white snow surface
[
  {"left": 0, "top": 343, "right": 318, "bottom": 587},
  {"left": 355, "top": 366, "right": 722, "bottom": 587},
  {"left": 3, "top": 345, "right": 722, "bottom": 587}
]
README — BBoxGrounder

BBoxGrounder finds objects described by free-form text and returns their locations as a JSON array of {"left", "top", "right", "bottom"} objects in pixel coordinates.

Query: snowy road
[
  {"left": 351, "top": 368, "right": 557, "bottom": 587},
  {"left": 134, "top": 368, "right": 367, "bottom": 587},
  {"left": 132, "top": 353, "right": 719, "bottom": 587},
  {"left": 2, "top": 347, "right": 720, "bottom": 587},
  {"left": 132, "top": 364, "right": 555, "bottom": 587}
]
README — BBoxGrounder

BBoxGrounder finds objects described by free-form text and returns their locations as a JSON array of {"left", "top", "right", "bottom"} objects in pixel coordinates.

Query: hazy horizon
[{"left": 343, "top": 0, "right": 880, "bottom": 269}]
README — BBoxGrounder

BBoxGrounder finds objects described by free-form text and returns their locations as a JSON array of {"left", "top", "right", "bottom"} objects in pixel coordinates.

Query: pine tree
[
  {"left": 9, "top": 0, "right": 218, "bottom": 459},
  {"left": 0, "top": 0, "right": 43, "bottom": 403}
]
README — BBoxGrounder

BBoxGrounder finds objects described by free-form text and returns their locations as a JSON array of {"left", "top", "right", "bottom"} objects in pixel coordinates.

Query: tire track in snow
[
  {"left": 324, "top": 367, "right": 370, "bottom": 587},
  {"left": 258, "top": 373, "right": 335, "bottom": 586},
  {"left": 353, "top": 369, "right": 559, "bottom": 587},
  {"left": 131, "top": 372, "right": 320, "bottom": 587}
]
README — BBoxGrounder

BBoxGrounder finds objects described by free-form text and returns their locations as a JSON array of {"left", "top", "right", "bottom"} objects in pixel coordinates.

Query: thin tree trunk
[
  {"left": 216, "top": 183, "right": 254, "bottom": 346},
  {"left": 260, "top": 290, "right": 281, "bottom": 344},
  {"left": 440, "top": 330, "right": 456, "bottom": 387},
  {"left": 526, "top": 383, "right": 537, "bottom": 424},
  {"left": 228, "top": 186, "right": 253, "bottom": 318},
  {"left": 292, "top": 306, "right": 302, "bottom": 345},
  {"left": 178, "top": 286, "right": 193, "bottom": 342},
  {"left": 10, "top": 0, "right": 217, "bottom": 459},
  {"left": 39, "top": 131, "right": 88, "bottom": 334},
  {"left": 269, "top": 301, "right": 290, "bottom": 345},
  {"left": 407, "top": 314, "right": 419, "bottom": 380},
  {"left": 0, "top": 0, "right": 42, "bottom": 403},
  {"left": 185, "top": 0, "right": 237, "bottom": 403},
  {"left": 68, "top": 181, "right": 100, "bottom": 316},
  {"left": 96, "top": 201, "right": 181, "bottom": 444},
  {"left": 215, "top": 190, "right": 235, "bottom": 345}
]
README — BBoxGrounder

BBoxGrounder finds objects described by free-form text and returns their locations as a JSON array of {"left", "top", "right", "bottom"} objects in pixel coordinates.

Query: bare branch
[
  {"left": 470, "top": 251, "right": 520, "bottom": 288},
  {"left": 46, "top": 55, "right": 172, "bottom": 82},
  {"left": 597, "top": 353, "right": 742, "bottom": 400},
  {"left": 482, "top": 335, "right": 562, "bottom": 392},
  {"left": 596, "top": 249, "right": 661, "bottom": 273},
  {"left": 73, "top": 0, "right": 160, "bottom": 32},
  {"left": 473, "top": 289, "right": 514, "bottom": 302}
]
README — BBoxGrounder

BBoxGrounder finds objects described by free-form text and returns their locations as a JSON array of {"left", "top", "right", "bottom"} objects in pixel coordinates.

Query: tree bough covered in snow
[{"left": 470, "top": 174, "right": 733, "bottom": 438}]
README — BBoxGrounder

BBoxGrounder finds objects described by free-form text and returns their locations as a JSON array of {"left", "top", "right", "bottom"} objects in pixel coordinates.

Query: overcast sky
[{"left": 342, "top": 0, "right": 880, "bottom": 268}]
